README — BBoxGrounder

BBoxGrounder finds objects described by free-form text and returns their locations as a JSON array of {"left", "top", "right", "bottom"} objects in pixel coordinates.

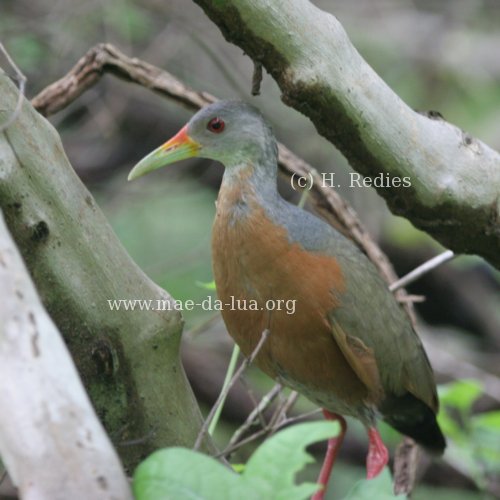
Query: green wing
[{"left": 327, "top": 238, "right": 438, "bottom": 412}]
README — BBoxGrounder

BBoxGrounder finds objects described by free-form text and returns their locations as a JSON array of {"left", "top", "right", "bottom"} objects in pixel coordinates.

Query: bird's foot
[
  {"left": 366, "top": 427, "right": 389, "bottom": 479},
  {"left": 311, "top": 410, "right": 347, "bottom": 500}
]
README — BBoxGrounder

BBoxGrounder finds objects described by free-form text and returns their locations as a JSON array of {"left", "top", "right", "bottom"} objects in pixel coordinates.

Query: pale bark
[
  {"left": 0, "top": 211, "right": 132, "bottom": 500},
  {"left": 0, "top": 68, "right": 209, "bottom": 470},
  {"left": 193, "top": 0, "right": 500, "bottom": 269}
]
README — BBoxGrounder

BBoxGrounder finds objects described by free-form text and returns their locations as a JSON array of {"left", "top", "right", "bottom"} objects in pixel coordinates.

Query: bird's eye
[{"left": 207, "top": 117, "right": 225, "bottom": 133}]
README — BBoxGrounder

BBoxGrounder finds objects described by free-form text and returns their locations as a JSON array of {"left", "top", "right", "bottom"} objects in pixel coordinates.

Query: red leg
[
  {"left": 311, "top": 410, "right": 347, "bottom": 500},
  {"left": 366, "top": 427, "right": 389, "bottom": 479}
]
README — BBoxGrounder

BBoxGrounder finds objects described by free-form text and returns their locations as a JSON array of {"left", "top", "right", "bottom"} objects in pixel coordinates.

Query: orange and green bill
[{"left": 128, "top": 125, "right": 201, "bottom": 180}]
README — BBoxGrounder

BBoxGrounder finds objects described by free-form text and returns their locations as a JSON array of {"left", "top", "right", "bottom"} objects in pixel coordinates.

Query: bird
[{"left": 128, "top": 100, "right": 446, "bottom": 499}]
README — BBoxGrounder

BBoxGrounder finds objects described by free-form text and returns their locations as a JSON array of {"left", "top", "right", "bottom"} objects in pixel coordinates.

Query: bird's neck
[
  {"left": 220, "top": 158, "right": 278, "bottom": 203},
  {"left": 216, "top": 161, "right": 278, "bottom": 227}
]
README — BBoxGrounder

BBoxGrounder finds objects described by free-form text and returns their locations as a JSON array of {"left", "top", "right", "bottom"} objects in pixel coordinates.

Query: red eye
[{"left": 207, "top": 117, "right": 225, "bottom": 133}]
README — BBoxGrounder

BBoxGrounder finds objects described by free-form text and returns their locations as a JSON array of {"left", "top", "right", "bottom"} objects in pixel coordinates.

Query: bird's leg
[
  {"left": 366, "top": 427, "right": 389, "bottom": 479},
  {"left": 311, "top": 410, "right": 347, "bottom": 500}
]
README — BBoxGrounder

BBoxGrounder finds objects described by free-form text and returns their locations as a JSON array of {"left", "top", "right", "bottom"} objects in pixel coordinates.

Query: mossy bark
[{"left": 0, "top": 69, "right": 210, "bottom": 470}]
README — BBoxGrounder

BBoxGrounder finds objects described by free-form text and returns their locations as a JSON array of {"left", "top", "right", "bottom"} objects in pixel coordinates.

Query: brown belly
[
  {"left": 212, "top": 198, "right": 370, "bottom": 412},
  {"left": 218, "top": 288, "right": 369, "bottom": 412}
]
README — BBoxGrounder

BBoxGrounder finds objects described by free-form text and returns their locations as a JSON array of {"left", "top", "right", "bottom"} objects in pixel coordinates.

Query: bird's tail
[{"left": 381, "top": 393, "right": 446, "bottom": 455}]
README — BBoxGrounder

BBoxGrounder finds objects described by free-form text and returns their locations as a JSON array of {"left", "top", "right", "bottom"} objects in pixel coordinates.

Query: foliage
[
  {"left": 438, "top": 380, "right": 500, "bottom": 491},
  {"left": 133, "top": 421, "right": 339, "bottom": 500},
  {"left": 133, "top": 420, "right": 408, "bottom": 500},
  {"left": 344, "top": 469, "right": 404, "bottom": 500}
]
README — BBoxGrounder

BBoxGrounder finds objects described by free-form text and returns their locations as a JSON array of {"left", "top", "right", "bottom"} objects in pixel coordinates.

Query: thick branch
[
  {"left": 0, "top": 69, "right": 210, "bottom": 470},
  {"left": 192, "top": 0, "right": 500, "bottom": 270},
  {"left": 0, "top": 211, "right": 131, "bottom": 500}
]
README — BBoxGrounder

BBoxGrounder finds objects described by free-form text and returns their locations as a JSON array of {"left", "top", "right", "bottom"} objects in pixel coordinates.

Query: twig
[
  {"left": 389, "top": 250, "right": 455, "bottom": 292},
  {"left": 0, "top": 43, "right": 27, "bottom": 133},
  {"left": 31, "top": 43, "right": 215, "bottom": 117},
  {"left": 226, "top": 383, "right": 282, "bottom": 450},
  {"left": 393, "top": 437, "right": 420, "bottom": 496},
  {"left": 0, "top": 467, "right": 7, "bottom": 486},
  {"left": 219, "top": 428, "right": 269, "bottom": 458},
  {"left": 278, "top": 407, "right": 322, "bottom": 426},
  {"left": 268, "top": 390, "right": 299, "bottom": 433},
  {"left": 193, "top": 329, "right": 270, "bottom": 450},
  {"left": 297, "top": 184, "right": 311, "bottom": 209},
  {"left": 118, "top": 429, "right": 157, "bottom": 447},
  {"left": 208, "top": 343, "right": 241, "bottom": 436},
  {"left": 251, "top": 61, "right": 263, "bottom": 96},
  {"left": 217, "top": 406, "right": 322, "bottom": 458},
  {"left": 396, "top": 294, "right": 426, "bottom": 304}
]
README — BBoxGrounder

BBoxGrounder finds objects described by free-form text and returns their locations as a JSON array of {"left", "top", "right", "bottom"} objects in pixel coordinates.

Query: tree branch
[
  {"left": 194, "top": 329, "right": 270, "bottom": 451},
  {"left": 389, "top": 250, "right": 455, "bottom": 292},
  {"left": 0, "top": 211, "right": 132, "bottom": 500},
  {"left": 31, "top": 43, "right": 215, "bottom": 117},
  {"left": 192, "top": 0, "right": 500, "bottom": 270}
]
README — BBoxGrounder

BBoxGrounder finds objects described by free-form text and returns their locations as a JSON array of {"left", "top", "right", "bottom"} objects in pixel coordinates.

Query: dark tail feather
[{"left": 381, "top": 393, "right": 446, "bottom": 455}]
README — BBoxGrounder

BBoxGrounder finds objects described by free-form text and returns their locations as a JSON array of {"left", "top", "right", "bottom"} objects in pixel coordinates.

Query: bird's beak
[{"left": 128, "top": 125, "right": 201, "bottom": 181}]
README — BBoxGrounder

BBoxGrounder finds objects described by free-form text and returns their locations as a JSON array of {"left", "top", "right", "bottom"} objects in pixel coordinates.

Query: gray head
[{"left": 128, "top": 100, "right": 278, "bottom": 180}]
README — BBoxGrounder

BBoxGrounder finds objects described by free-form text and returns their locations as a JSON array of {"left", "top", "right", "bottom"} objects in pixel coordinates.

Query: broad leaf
[
  {"left": 242, "top": 421, "right": 340, "bottom": 500},
  {"left": 133, "top": 421, "right": 339, "bottom": 500},
  {"left": 343, "top": 468, "right": 404, "bottom": 500},
  {"left": 133, "top": 447, "right": 245, "bottom": 500}
]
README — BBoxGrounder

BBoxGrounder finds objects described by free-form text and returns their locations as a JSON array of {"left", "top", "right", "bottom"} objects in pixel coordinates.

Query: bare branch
[
  {"left": 389, "top": 250, "right": 455, "bottom": 292},
  {"left": 251, "top": 61, "right": 263, "bottom": 96},
  {"left": 267, "top": 390, "right": 300, "bottom": 433},
  {"left": 393, "top": 438, "right": 420, "bottom": 496},
  {"left": 218, "top": 407, "right": 322, "bottom": 458},
  {"left": 194, "top": 329, "right": 270, "bottom": 451},
  {"left": 226, "top": 383, "right": 282, "bottom": 450},
  {"left": 31, "top": 43, "right": 214, "bottom": 116}
]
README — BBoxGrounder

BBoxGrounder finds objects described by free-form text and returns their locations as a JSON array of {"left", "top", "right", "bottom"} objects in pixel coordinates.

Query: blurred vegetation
[{"left": 2, "top": 0, "right": 500, "bottom": 498}]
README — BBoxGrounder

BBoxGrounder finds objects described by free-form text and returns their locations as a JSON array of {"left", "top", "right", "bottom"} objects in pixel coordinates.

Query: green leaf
[
  {"left": 471, "top": 410, "right": 500, "bottom": 430},
  {"left": 196, "top": 280, "right": 216, "bottom": 290},
  {"left": 343, "top": 468, "right": 404, "bottom": 499},
  {"left": 470, "top": 411, "right": 500, "bottom": 474},
  {"left": 438, "top": 380, "right": 483, "bottom": 413},
  {"left": 133, "top": 447, "right": 246, "bottom": 500},
  {"left": 242, "top": 421, "right": 340, "bottom": 500},
  {"left": 437, "top": 407, "right": 463, "bottom": 441},
  {"left": 133, "top": 421, "right": 340, "bottom": 500}
]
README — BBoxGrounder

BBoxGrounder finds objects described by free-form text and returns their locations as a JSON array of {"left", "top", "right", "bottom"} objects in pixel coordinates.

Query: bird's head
[{"left": 128, "top": 100, "right": 276, "bottom": 181}]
